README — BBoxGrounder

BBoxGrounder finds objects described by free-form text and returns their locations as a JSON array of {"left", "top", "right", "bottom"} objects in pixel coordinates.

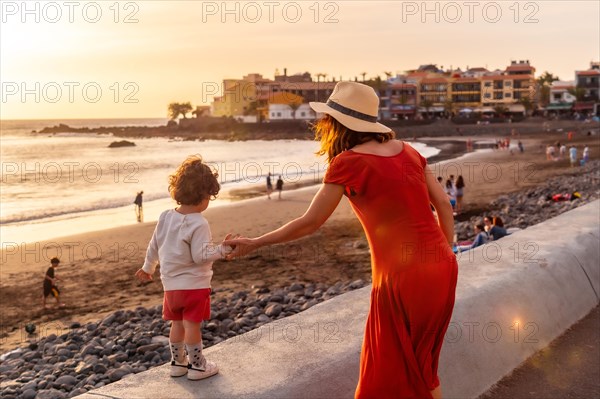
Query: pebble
[{"left": 0, "top": 279, "right": 368, "bottom": 398}]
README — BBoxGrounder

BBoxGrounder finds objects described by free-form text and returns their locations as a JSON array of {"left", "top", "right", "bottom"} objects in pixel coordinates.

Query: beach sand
[{"left": 1, "top": 130, "right": 598, "bottom": 352}]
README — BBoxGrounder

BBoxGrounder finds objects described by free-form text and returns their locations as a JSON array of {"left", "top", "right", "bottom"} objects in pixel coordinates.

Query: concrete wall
[{"left": 79, "top": 200, "right": 599, "bottom": 399}]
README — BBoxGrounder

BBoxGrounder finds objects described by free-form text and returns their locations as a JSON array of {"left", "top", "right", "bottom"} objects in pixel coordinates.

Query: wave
[{"left": 1, "top": 193, "right": 171, "bottom": 225}]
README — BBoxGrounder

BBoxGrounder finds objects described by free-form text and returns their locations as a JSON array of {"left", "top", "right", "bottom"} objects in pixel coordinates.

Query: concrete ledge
[{"left": 79, "top": 200, "right": 600, "bottom": 399}]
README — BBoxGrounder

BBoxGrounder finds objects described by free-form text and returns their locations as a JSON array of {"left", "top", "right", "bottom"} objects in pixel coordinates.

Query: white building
[
  {"left": 268, "top": 104, "right": 316, "bottom": 121},
  {"left": 550, "top": 81, "right": 576, "bottom": 104}
]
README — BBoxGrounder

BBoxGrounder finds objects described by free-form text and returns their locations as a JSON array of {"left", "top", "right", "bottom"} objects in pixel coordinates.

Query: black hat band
[{"left": 326, "top": 100, "right": 378, "bottom": 123}]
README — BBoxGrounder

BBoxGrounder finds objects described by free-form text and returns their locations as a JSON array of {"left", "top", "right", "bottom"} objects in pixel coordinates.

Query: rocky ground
[
  {"left": 0, "top": 279, "right": 367, "bottom": 399},
  {"left": 455, "top": 160, "right": 600, "bottom": 241}
]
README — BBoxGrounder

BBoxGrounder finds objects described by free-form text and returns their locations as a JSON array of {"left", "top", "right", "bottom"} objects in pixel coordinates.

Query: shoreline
[{"left": 0, "top": 139, "right": 464, "bottom": 246}]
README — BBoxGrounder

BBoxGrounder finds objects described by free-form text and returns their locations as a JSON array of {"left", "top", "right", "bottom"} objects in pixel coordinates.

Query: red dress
[{"left": 324, "top": 142, "right": 458, "bottom": 399}]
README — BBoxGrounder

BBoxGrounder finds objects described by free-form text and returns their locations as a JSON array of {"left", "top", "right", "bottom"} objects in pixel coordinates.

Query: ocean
[{"left": 0, "top": 118, "right": 441, "bottom": 245}]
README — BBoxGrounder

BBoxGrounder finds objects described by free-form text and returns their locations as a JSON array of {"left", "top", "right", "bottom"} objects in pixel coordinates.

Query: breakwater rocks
[
  {"left": 455, "top": 160, "right": 600, "bottom": 240},
  {"left": 0, "top": 279, "right": 367, "bottom": 399}
]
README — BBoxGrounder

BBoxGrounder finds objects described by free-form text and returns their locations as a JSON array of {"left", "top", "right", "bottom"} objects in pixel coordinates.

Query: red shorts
[{"left": 162, "top": 289, "right": 211, "bottom": 323}]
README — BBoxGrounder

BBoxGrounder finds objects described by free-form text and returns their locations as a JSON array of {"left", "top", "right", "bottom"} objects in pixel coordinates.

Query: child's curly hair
[{"left": 168, "top": 155, "right": 220, "bottom": 205}]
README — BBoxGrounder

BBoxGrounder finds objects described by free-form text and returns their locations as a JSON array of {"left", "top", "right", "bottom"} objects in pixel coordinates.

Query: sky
[{"left": 1, "top": 0, "right": 599, "bottom": 119}]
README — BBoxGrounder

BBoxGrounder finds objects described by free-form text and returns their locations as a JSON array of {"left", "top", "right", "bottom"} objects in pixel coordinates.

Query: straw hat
[{"left": 309, "top": 81, "right": 391, "bottom": 133}]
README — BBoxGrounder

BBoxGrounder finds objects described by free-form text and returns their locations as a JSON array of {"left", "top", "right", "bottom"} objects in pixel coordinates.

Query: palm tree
[
  {"left": 567, "top": 87, "right": 586, "bottom": 101},
  {"left": 421, "top": 99, "right": 433, "bottom": 118},
  {"left": 536, "top": 72, "right": 560, "bottom": 106},
  {"left": 443, "top": 99, "right": 454, "bottom": 117},
  {"left": 384, "top": 71, "right": 393, "bottom": 80},
  {"left": 493, "top": 104, "right": 509, "bottom": 117},
  {"left": 519, "top": 97, "right": 534, "bottom": 115},
  {"left": 361, "top": 72, "right": 367, "bottom": 82}
]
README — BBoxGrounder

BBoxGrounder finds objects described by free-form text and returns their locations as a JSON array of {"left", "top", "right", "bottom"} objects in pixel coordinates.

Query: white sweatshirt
[{"left": 142, "top": 209, "right": 227, "bottom": 291}]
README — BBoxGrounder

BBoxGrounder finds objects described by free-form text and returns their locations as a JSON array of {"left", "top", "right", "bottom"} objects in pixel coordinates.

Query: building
[
  {"left": 268, "top": 103, "right": 315, "bottom": 121},
  {"left": 210, "top": 72, "right": 335, "bottom": 120},
  {"left": 574, "top": 62, "right": 600, "bottom": 115},
  {"left": 379, "top": 77, "right": 419, "bottom": 119},
  {"left": 545, "top": 81, "right": 576, "bottom": 114}
]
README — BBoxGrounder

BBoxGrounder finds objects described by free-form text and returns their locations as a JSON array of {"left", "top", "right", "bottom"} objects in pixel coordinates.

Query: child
[
  {"left": 43, "top": 257, "right": 65, "bottom": 309},
  {"left": 135, "top": 155, "right": 232, "bottom": 381}
]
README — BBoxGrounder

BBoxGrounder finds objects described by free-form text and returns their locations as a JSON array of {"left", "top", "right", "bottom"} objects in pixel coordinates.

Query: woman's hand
[
  {"left": 223, "top": 236, "right": 261, "bottom": 259},
  {"left": 135, "top": 268, "right": 153, "bottom": 282}
]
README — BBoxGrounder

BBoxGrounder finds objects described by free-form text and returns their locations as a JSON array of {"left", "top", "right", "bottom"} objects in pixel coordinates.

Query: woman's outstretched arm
[
  {"left": 225, "top": 183, "right": 344, "bottom": 258},
  {"left": 425, "top": 165, "right": 455, "bottom": 245}
]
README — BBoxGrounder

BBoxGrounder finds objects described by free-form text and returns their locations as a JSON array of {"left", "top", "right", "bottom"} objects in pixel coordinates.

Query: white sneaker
[
  {"left": 170, "top": 360, "right": 189, "bottom": 377},
  {"left": 187, "top": 360, "right": 219, "bottom": 380}
]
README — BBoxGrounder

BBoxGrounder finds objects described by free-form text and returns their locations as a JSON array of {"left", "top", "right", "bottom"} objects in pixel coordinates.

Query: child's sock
[
  {"left": 170, "top": 341, "right": 186, "bottom": 364},
  {"left": 186, "top": 342, "right": 205, "bottom": 369}
]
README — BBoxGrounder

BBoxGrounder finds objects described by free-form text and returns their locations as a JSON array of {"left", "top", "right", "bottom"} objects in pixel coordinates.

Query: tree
[
  {"left": 421, "top": 98, "right": 433, "bottom": 118},
  {"left": 384, "top": 71, "right": 393, "bottom": 80},
  {"left": 536, "top": 72, "right": 560, "bottom": 106},
  {"left": 361, "top": 72, "right": 367, "bottom": 82},
  {"left": 519, "top": 96, "right": 534, "bottom": 115},
  {"left": 567, "top": 87, "right": 586, "bottom": 101},
  {"left": 167, "top": 102, "right": 193, "bottom": 120},
  {"left": 493, "top": 104, "right": 509, "bottom": 117},
  {"left": 443, "top": 99, "right": 454, "bottom": 117}
]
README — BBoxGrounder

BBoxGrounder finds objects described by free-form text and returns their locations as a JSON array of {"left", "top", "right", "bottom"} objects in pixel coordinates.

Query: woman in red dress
[{"left": 226, "top": 82, "right": 458, "bottom": 399}]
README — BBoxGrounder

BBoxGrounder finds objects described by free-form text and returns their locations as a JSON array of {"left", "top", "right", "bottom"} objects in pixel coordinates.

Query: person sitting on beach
[
  {"left": 488, "top": 216, "right": 508, "bottom": 241},
  {"left": 224, "top": 81, "right": 457, "bottom": 399},
  {"left": 470, "top": 224, "right": 489, "bottom": 249},
  {"left": 135, "top": 155, "right": 233, "bottom": 381},
  {"left": 43, "top": 257, "right": 65, "bottom": 309}
]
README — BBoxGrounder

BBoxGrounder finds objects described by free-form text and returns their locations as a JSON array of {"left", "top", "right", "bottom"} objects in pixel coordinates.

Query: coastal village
[{"left": 181, "top": 60, "right": 600, "bottom": 124}]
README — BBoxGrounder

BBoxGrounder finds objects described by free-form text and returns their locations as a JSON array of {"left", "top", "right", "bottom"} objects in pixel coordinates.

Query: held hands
[
  {"left": 223, "top": 236, "right": 261, "bottom": 260},
  {"left": 135, "top": 269, "right": 153, "bottom": 282}
]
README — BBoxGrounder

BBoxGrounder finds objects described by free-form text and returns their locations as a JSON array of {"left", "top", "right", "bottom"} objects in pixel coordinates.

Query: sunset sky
[{"left": 1, "top": 0, "right": 599, "bottom": 119}]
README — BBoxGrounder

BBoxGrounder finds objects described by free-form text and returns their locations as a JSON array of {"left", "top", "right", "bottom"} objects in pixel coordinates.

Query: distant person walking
[
  {"left": 276, "top": 175, "right": 284, "bottom": 200},
  {"left": 454, "top": 175, "right": 465, "bottom": 215},
  {"left": 266, "top": 173, "right": 273, "bottom": 199},
  {"left": 134, "top": 191, "right": 144, "bottom": 222},
  {"left": 43, "top": 257, "right": 65, "bottom": 309},
  {"left": 569, "top": 146, "right": 578, "bottom": 167},
  {"left": 225, "top": 82, "right": 457, "bottom": 399},
  {"left": 583, "top": 146, "right": 590, "bottom": 164},
  {"left": 518, "top": 141, "right": 524, "bottom": 153}
]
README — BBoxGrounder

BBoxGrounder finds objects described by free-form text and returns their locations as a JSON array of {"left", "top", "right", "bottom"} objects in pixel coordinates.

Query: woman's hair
[
  {"left": 475, "top": 224, "right": 484, "bottom": 231},
  {"left": 168, "top": 155, "right": 220, "bottom": 205},
  {"left": 492, "top": 216, "right": 504, "bottom": 227},
  {"left": 455, "top": 175, "right": 465, "bottom": 189},
  {"left": 445, "top": 179, "right": 452, "bottom": 189},
  {"left": 313, "top": 115, "right": 395, "bottom": 162}
]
